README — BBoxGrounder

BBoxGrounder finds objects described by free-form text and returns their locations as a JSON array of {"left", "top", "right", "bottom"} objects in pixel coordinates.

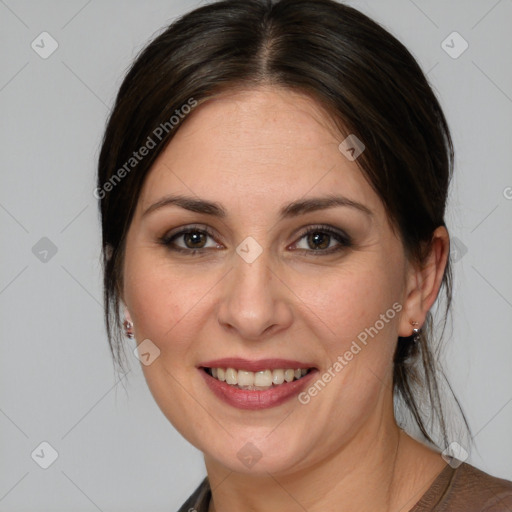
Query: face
[{"left": 122, "top": 86, "right": 415, "bottom": 476}]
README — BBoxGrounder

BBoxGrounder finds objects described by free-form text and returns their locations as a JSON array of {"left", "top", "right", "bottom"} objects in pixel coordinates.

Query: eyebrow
[{"left": 142, "top": 193, "right": 373, "bottom": 219}]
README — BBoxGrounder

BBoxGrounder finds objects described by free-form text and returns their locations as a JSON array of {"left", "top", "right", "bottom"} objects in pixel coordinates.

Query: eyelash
[{"left": 158, "top": 224, "right": 352, "bottom": 256}]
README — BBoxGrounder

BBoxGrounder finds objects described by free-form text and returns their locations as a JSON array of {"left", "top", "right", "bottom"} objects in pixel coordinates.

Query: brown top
[{"left": 177, "top": 462, "right": 512, "bottom": 512}]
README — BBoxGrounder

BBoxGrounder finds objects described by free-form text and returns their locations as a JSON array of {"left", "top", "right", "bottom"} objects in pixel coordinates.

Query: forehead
[{"left": 137, "top": 86, "right": 383, "bottom": 219}]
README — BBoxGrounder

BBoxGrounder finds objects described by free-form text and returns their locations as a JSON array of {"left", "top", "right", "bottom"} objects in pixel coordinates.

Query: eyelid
[
  {"left": 293, "top": 224, "right": 351, "bottom": 244},
  {"left": 289, "top": 224, "right": 352, "bottom": 254},
  {"left": 160, "top": 224, "right": 221, "bottom": 247}
]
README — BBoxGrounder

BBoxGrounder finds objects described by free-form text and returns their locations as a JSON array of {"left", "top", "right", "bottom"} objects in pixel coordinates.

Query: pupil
[
  {"left": 308, "top": 232, "right": 329, "bottom": 250},
  {"left": 185, "top": 231, "right": 206, "bottom": 248}
]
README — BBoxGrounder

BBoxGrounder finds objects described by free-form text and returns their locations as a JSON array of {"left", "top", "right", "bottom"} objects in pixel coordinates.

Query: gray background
[{"left": 1, "top": 0, "right": 511, "bottom": 510}]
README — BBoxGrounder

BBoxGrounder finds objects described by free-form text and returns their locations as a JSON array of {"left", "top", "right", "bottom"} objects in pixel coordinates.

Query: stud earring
[
  {"left": 410, "top": 320, "right": 421, "bottom": 343},
  {"left": 123, "top": 318, "right": 134, "bottom": 339}
]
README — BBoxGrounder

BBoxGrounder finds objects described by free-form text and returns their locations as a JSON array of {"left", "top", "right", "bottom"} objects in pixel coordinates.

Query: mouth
[
  {"left": 197, "top": 359, "right": 319, "bottom": 410},
  {"left": 200, "top": 366, "right": 315, "bottom": 390}
]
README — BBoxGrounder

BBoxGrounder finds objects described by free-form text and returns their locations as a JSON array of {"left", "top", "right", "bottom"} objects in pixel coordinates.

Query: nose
[{"left": 216, "top": 244, "right": 294, "bottom": 340}]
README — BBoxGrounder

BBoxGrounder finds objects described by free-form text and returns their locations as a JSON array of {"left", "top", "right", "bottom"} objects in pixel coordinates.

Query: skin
[{"left": 121, "top": 85, "right": 450, "bottom": 511}]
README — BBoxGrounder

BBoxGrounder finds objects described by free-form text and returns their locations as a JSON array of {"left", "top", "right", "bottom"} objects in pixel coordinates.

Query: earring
[
  {"left": 410, "top": 320, "right": 421, "bottom": 343},
  {"left": 123, "top": 318, "right": 134, "bottom": 339}
]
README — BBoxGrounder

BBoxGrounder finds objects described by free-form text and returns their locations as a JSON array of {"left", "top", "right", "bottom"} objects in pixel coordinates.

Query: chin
[{"left": 201, "top": 429, "right": 313, "bottom": 477}]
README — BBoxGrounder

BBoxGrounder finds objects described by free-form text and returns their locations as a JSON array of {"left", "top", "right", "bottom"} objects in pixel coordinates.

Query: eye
[
  {"left": 291, "top": 225, "right": 352, "bottom": 255},
  {"left": 159, "top": 225, "right": 222, "bottom": 254},
  {"left": 158, "top": 224, "right": 352, "bottom": 256}
]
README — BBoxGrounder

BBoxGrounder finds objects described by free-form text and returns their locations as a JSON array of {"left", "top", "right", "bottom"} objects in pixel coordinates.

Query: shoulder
[
  {"left": 178, "top": 466, "right": 512, "bottom": 511},
  {"left": 455, "top": 463, "right": 512, "bottom": 511},
  {"left": 431, "top": 462, "right": 512, "bottom": 511},
  {"left": 176, "top": 476, "right": 211, "bottom": 512}
]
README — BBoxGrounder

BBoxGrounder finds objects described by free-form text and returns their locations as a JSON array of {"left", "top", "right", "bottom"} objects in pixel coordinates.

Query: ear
[
  {"left": 123, "top": 305, "right": 133, "bottom": 323},
  {"left": 398, "top": 226, "right": 450, "bottom": 337},
  {"left": 117, "top": 278, "right": 129, "bottom": 322}
]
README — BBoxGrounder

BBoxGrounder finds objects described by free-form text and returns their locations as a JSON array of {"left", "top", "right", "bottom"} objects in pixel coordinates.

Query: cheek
[
  {"left": 299, "top": 266, "right": 402, "bottom": 407},
  {"left": 291, "top": 257, "right": 403, "bottom": 355},
  {"left": 122, "top": 251, "right": 211, "bottom": 360}
]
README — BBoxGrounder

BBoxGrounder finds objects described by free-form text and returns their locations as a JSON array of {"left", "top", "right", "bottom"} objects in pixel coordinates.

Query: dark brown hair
[{"left": 97, "top": 0, "right": 470, "bottom": 448}]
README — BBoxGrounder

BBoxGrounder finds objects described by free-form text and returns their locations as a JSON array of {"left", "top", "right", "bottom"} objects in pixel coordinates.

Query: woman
[{"left": 96, "top": 0, "right": 512, "bottom": 510}]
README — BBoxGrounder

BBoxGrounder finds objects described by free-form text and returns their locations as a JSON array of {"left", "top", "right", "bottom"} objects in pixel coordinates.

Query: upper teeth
[{"left": 209, "top": 367, "right": 309, "bottom": 387}]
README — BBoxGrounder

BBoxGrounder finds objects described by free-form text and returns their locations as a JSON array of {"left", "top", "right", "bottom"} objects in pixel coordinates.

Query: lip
[
  {"left": 198, "top": 358, "right": 316, "bottom": 372},
  {"left": 198, "top": 366, "right": 319, "bottom": 410}
]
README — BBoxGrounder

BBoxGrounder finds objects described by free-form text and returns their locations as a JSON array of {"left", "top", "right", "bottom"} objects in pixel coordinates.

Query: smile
[
  {"left": 203, "top": 367, "right": 312, "bottom": 390},
  {"left": 199, "top": 365, "right": 319, "bottom": 410}
]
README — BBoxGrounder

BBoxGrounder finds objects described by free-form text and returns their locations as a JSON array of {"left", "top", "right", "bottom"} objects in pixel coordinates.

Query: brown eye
[
  {"left": 292, "top": 225, "right": 352, "bottom": 255},
  {"left": 182, "top": 231, "right": 208, "bottom": 249},
  {"left": 159, "top": 225, "right": 221, "bottom": 254},
  {"left": 306, "top": 231, "right": 331, "bottom": 250}
]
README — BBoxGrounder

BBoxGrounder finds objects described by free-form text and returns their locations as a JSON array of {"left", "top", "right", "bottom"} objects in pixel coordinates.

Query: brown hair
[{"left": 97, "top": 0, "right": 470, "bottom": 448}]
